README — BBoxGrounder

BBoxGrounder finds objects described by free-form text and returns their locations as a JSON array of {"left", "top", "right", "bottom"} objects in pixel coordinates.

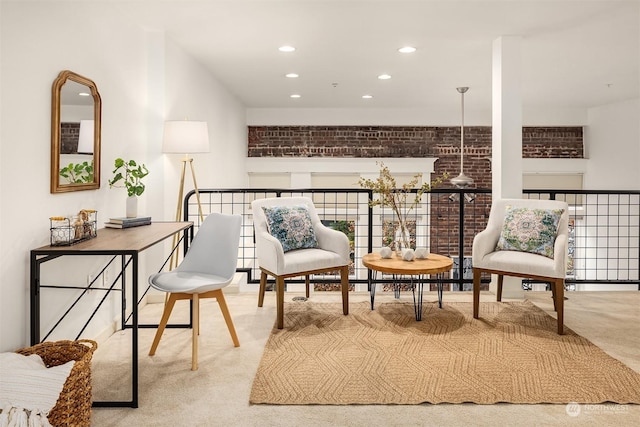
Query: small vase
[
  {"left": 394, "top": 219, "right": 411, "bottom": 257},
  {"left": 126, "top": 196, "right": 138, "bottom": 218}
]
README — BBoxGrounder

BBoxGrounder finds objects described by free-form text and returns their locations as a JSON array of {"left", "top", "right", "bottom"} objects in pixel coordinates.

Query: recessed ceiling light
[
  {"left": 378, "top": 74, "right": 391, "bottom": 80},
  {"left": 279, "top": 45, "right": 295, "bottom": 52},
  {"left": 290, "top": 94, "right": 301, "bottom": 98},
  {"left": 398, "top": 46, "right": 416, "bottom": 53},
  {"left": 285, "top": 73, "right": 299, "bottom": 78},
  {"left": 362, "top": 95, "right": 373, "bottom": 99}
]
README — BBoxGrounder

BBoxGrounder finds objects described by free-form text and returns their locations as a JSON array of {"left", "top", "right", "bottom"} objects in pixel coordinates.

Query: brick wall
[
  {"left": 248, "top": 125, "right": 583, "bottom": 188},
  {"left": 61, "top": 122, "right": 80, "bottom": 154}
]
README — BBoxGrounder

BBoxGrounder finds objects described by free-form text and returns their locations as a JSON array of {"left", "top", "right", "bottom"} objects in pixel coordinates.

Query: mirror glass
[{"left": 51, "top": 70, "right": 101, "bottom": 193}]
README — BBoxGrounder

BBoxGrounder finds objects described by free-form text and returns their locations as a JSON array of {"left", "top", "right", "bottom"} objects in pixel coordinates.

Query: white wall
[
  {"left": 0, "top": 2, "right": 247, "bottom": 352},
  {"left": 585, "top": 98, "right": 640, "bottom": 190},
  {"left": 161, "top": 37, "right": 248, "bottom": 221}
]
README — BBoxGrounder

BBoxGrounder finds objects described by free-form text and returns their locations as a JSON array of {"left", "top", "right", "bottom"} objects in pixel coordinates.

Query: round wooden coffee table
[{"left": 362, "top": 252, "right": 453, "bottom": 320}]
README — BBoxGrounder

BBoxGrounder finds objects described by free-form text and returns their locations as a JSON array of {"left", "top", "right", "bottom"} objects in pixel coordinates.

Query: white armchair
[
  {"left": 251, "top": 196, "right": 351, "bottom": 329},
  {"left": 472, "top": 198, "right": 569, "bottom": 334}
]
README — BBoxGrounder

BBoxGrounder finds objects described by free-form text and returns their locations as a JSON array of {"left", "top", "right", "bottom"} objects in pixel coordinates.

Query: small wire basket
[{"left": 50, "top": 210, "right": 97, "bottom": 246}]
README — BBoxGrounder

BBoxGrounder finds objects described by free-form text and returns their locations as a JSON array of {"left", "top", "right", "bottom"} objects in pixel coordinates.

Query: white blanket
[{"left": 0, "top": 352, "right": 75, "bottom": 427}]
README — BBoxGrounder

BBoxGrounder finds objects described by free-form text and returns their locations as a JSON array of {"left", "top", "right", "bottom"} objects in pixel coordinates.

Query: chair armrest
[
  {"left": 553, "top": 233, "right": 568, "bottom": 276},
  {"left": 255, "top": 230, "right": 285, "bottom": 273},
  {"left": 314, "top": 224, "right": 350, "bottom": 263},
  {"left": 472, "top": 226, "right": 500, "bottom": 266}
]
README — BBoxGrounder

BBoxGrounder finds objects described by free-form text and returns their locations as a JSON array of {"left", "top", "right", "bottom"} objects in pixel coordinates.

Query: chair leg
[
  {"left": 555, "top": 279, "right": 564, "bottom": 335},
  {"left": 341, "top": 266, "right": 349, "bottom": 315},
  {"left": 149, "top": 293, "right": 178, "bottom": 356},
  {"left": 276, "top": 276, "right": 285, "bottom": 329},
  {"left": 496, "top": 274, "right": 504, "bottom": 302},
  {"left": 305, "top": 275, "right": 310, "bottom": 299},
  {"left": 473, "top": 268, "right": 481, "bottom": 319},
  {"left": 258, "top": 270, "right": 267, "bottom": 307},
  {"left": 212, "top": 289, "right": 240, "bottom": 347},
  {"left": 191, "top": 293, "right": 199, "bottom": 371},
  {"left": 551, "top": 282, "right": 558, "bottom": 311}
]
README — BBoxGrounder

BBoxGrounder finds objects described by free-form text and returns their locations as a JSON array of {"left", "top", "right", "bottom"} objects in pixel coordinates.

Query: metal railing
[{"left": 183, "top": 188, "right": 640, "bottom": 292}]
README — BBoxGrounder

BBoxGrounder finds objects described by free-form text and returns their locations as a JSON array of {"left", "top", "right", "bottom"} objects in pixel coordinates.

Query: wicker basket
[{"left": 15, "top": 339, "right": 97, "bottom": 427}]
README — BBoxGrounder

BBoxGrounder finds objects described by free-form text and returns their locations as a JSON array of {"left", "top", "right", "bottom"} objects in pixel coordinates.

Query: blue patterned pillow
[
  {"left": 262, "top": 205, "right": 318, "bottom": 252},
  {"left": 496, "top": 206, "right": 564, "bottom": 258}
]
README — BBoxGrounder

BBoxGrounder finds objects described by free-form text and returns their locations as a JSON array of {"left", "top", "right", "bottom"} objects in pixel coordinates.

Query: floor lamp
[{"left": 162, "top": 120, "right": 210, "bottom": 270}]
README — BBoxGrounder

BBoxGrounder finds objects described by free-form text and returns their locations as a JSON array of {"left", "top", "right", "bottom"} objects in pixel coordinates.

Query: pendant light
[{"left": 450, "top": 86, "right": 474, "bottom": 188}]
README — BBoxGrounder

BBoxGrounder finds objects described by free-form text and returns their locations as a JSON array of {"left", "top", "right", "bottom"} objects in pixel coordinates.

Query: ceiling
[{"left": 116, "top": 0, "right": 639, "bottom": 112}]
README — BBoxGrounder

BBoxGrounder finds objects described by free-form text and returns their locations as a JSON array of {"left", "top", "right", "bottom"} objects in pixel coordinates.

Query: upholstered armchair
[
  {"left": 472, "top": 198, "right": 569, "bottom": 334},
  {"left": 251, "top": 196, "right": 351, "bottom": 329}
]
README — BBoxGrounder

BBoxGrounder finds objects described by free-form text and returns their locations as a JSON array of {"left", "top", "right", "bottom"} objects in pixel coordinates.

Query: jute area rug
[{"left": 250, "top": 300, "right": 640, "bottom": 405}]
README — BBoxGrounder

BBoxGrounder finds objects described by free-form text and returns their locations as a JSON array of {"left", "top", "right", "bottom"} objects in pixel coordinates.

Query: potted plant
[
  {"left": 359, "top": 162, "right": 447, "bottom": 255},
  {"left": 108, "top": 158, "right": 149, "bottom": 217}
]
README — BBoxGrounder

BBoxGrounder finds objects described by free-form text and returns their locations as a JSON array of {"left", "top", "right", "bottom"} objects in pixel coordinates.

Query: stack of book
[{"left": 104, "top": 216, "right": 152, "bottom": 229}]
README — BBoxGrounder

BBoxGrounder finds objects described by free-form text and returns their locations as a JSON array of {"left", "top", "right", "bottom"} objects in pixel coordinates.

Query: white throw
[{"left": 0, "top": 352, "right": 74, "bottom": 427}]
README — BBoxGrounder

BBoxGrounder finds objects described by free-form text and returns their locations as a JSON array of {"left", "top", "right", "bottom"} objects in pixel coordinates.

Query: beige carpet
[{"left": 250, "top": 300, "right": 640, "bottom": 405}]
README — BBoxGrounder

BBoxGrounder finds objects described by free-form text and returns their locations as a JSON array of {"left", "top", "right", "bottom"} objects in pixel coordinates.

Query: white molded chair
[
  {"left": 148, "top": 213, "right": 242, "bottom": 370},
  {"left": 251, "top": 196, "right": 351, "bottom": 329},
  {"left": 472, "top": 198, "right": 569, "bottom": 334}
]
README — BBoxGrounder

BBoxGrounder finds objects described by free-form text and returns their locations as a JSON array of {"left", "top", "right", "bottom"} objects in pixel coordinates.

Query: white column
[
  {"left": 492, "top": 35, "right": 525, "bottom": 299},
  {"left": 492, "top": 36, "right": 523, "bottom": 198}
]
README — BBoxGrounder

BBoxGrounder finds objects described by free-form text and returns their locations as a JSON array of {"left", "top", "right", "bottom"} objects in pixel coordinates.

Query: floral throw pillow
[
  {"left": 262, "top": 205, "right": 318, "bottom": 252},
  {"left": 496, "top": 206, "right": 564, "bottom": 258}
]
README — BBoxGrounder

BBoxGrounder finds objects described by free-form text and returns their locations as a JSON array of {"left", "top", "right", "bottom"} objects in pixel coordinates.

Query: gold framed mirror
[{"left": 51, "top": 70, "right": 102, "bottom": 193}]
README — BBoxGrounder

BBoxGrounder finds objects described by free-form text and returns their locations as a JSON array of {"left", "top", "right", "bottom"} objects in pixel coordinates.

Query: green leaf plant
[
  {"left": 107, "top": 158, "right": 149, "bottom": 197},
  {"left": 59, "top": 161, "right": 94, "bottom": 184}
]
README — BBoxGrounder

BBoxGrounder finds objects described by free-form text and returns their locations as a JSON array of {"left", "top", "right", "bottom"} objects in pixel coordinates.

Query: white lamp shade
[
  {"left": 162, "top": 121, "right": 210, "bottom": 154},
  {"left": 77, "top": 120, "right": 94, "bottom": 154}
]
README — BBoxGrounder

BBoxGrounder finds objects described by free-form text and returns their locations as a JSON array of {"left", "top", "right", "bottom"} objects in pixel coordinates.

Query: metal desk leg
[
  {"left": 30, "top": 253, "right": 40, "bottom": 345},
  {"left": 131, "top": 253, "right": 139, "bottom": 408}
]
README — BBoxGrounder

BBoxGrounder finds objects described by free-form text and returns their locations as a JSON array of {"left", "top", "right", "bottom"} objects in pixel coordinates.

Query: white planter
[{"left": 126, "top": 196, "right": 138, "bottom": 218}]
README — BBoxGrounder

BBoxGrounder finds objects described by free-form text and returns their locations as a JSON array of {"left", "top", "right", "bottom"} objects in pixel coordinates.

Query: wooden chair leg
[
  {"left": 340, "top": 266, "right": 349, "bottom": 315},
  {"left": 496, "top": 274, "right": 504, "bottom": 302},
  {"left": 276, "top": 276, "right": 285, "bottom": 329},
  {"left": 213, "top": 289, "right": 240, "bottom": 347},
  {"left": 473, "top": 268, "right": 481, "bottom": 319},
  {"left": 149, "top": 293, "right": 178, "bottom": 356},
  {"left": 551, "top": 281, "right": 558, "bottom": 311},
  {"left": 258, "top": 270, "right": 267, "bottom": 307},
  {"left": 305, "top": 275, "right": 310, "bottom": 299},
  {"left": 192, "top": 293, "right": 199, "bottom": 371},
  {"left": 555, "top": 279, "right": 564, "bottom": 335}
]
